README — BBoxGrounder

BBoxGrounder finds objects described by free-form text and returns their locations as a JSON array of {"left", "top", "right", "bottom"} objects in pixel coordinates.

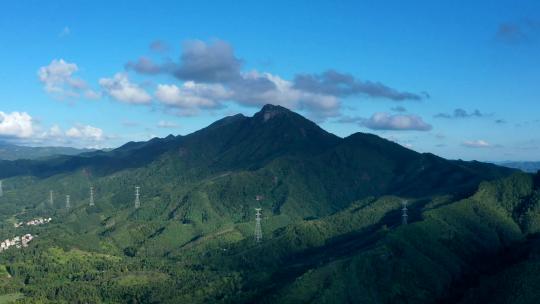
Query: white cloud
[
  {"left": 0, "top": 111, "right": 34, "bottom": 138},
  {"left": 155, "top": 82, "right": 230, "bottom": 109},
  {"left": 462, "top": 140, "right": 492, "bottom": 148},
  {"left": 0, "top": 111, "right": 107, "bottom": 148},
  {"left": 154, "top": 73, "right": 340, "bottom": 119},
  {"left": 126, "top": 40, "right": 430, "bottom": 120},
  {"left": 66, "top": 125, "right": 104, "bottom": 141},
  {"left": 99, "top": 73, "right": 152, "bottom": 104},
  {"left": 38, "top": 59, "right": 79, "bottom": 94},
  {"left": 47, "top": 124, "right": 63, "bottom": 137},
  {"left": 362, "top": 112, "right": 432, "bottom": 131},
  {"left": 37, "top": 59, "right": 97, "bottom": 100},
  {"left": 231, "top": 72, "right": 340, "bottom": 119},
  {"left": 36, "top": 124, "right": 105, "bottom": 146}
]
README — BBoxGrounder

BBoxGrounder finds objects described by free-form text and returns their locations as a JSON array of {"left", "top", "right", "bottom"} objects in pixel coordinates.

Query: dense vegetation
[
  {"left": 0, "top": 142, "right": 94, "bottom": 161},
  {"left": 1, "top": 104, "right": 535, "bottom": 303}
]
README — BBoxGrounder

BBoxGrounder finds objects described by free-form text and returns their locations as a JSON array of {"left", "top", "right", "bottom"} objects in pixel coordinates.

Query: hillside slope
[
  {"left": 0, "top": 105, "right": 515, "bottom": 246},
  {"left": 2, "top": 173, "right": 538, "bottom": 303},
  {"left": 0, "top": 142, "right": 95, "bottom": 161},
  {"left": 0, "top": 104, "right": 521, "bottom": 303}
]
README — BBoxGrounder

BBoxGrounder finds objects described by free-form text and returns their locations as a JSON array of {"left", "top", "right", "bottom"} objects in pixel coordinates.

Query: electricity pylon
[
  {"left": 402, "top": 200, "right": 408, "bottom": 225},
  {"left": 89, "top": 186, "right": 95, "bottom": 206},
  {"left": 135, "top": 186, "right": 140, "bottom": 209},
  {"left": 254, "top": 208, "right": 262, "bottom": 243}
]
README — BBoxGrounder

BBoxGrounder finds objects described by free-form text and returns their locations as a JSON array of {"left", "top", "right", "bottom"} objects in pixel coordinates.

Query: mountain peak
[
  {"left": 256, "top": 104, "right": 292, "bottom": 122},
  {"left": 260, "top": 104, "right": 288, "bottom": 112}
]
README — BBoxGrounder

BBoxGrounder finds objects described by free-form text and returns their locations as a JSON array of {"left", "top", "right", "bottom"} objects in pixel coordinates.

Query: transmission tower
[
  {"left": 49, "top": 190, "right": 54, "bottom": 206},
  {"left": 66, "top": 195, "right": 71, "bottom": 209},
  {"left": 89, "top": 186, "right": 95, "bottom": 206},
  {"left": 134, "top": 186, "right": 140, "bottom": 209},
  {"left": 0, "top": 180, "right": 3, "bottom": 197},
  {"left": 402, "top": 200, "right": 408, "bottom": 225},
  {"left": 254, "top": 208, "right": 263, "bottom": 243}
]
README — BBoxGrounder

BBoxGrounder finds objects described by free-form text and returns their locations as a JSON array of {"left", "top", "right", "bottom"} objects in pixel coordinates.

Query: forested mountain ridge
[
  {"left": 0, "top": 105, "right": 514, "bottom": 222},
  {"left": 0, "top": 142, "right": 95, "bottom": 161},
  {"left": 498, "top": 161, "right": 540, "bottom": 173},
  {"left": 0, "top": 104, "right": 528, "bottom": 303},
  {"left": 0, "top": 104, "right": 513, "bottom": 190}
]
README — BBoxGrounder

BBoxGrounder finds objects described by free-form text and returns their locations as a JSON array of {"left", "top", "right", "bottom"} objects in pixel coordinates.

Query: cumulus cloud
[
  {"left": 38, "top": 59, "right": 99, "bottom": 100},
  {"left": 171, "top": 40, "right": 242, "bottom": 83},
  {"left": 155, "top": 72, "right": 340, "bottom": 118},
  {"left": 0, "top": 112, "right": 106, "bottom": 148},
  {"left": 293, "top": 70, "right": 426, "bottom": 101},
  {"left": 231, "top": 72, "right": 340, "bottom": 118},
  {"left": 0, "top": 111, "right": 34, "bottom": 138},
  {"left": 462, "top": 140, "right": 492, "bottom": 148},
  {"left": 47, "top": 125, "right": 63, "bottom": 137},
  {"left": 99, "top": 73, "right": 152, "bottom": 104},
  {"left": 434, "top": 108, "right": 489, "bottom": 119},
  {"left": 132, "top": 40, "right": 242, "bottom": 82},
  {"left": 36, "top": 124, "right": 106, "bottom": 147},
  {"left": 65, "top": 125, "right": 104, "bottom": 141},
  {"left": 336, "top": 112, "right": 432, "bottom": 131},
  {"left": 362, "top": 112, "right": 432, "bottom": 131},
  {"left": 125, "top": 39, "right": 425, "bottom": 120},
  {"left": 155, "top": 82, "right": 229, "bottom": 111},
  {"left": 125, "top": 57, "right": 162, "bottom": 75}
]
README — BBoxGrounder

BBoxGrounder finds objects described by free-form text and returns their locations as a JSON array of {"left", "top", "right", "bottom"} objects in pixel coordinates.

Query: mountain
[
  {"left": 0, "top": 141, "right": 96, "bottom": 161},
  {"left": 0, "top": 105, "right": 513, "bottom": 219},
  {"left": 0, "top": 104, "right": 525, "bottom": 303},
  {"left": 497, "top": 161, "right": 540, "bottom": 173}
]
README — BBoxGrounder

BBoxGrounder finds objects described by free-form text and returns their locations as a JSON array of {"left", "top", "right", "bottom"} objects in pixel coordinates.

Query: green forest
[{"left": 0, "top": 105, "right": 538, "bottom": 303}]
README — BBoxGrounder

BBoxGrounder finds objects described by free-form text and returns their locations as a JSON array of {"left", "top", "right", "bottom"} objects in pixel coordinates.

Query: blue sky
[{"left": 0, "top": 1, "right": 539, "bottom": 161}]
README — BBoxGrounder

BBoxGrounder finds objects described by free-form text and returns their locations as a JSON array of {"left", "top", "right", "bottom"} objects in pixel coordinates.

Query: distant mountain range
[
  {"left": 0, "top": 141, "right": 96, "bottom": 161},
  {"left": 1, "top": 104, "right": 536, "bottom": 303},
  {"left": 497, "top": 161, "right": 540, "bottom": 173}
]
